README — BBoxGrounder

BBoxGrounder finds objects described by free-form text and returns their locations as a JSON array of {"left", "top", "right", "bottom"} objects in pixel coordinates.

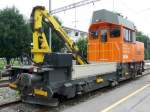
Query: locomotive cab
[
  {"left": 88, "top": 9, "right": 144, "bottom": 63},
  {"left": 88, "top": 9, "right": 144, "bottom": 79},
  {"left": 90, "top": 22, "right": 121, "bottom": 42},
  {"left": 88, "top": 22, "right": 124, "bottom": 62}
]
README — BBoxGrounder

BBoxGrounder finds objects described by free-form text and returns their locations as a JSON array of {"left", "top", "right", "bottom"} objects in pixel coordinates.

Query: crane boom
[{"left": 31, "top": 6, "right": 88, "bottom": 64}]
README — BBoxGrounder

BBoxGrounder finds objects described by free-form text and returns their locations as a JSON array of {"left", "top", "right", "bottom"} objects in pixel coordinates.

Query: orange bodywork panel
[{"left": 87, "top": 21, "right": 144, "bottom": 63}]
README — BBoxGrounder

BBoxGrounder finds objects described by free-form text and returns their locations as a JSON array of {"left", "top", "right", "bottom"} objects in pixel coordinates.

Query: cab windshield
[{"left": 110, "top": 28, "right": 120, "bottom": 38}]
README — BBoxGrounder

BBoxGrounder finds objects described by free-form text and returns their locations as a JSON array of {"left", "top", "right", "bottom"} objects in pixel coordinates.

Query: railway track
[
  {"left": 0, "top": 100, "right": 21, "bottom": 109},
  {"left": 143, "top": 64, "right": 150, "bottom": 75},
  {"left": 0, "top": 78, "right": 20, "bottom": 109},
  {"left": 0, "top": 79, "right": 9, "bottom": 87}
]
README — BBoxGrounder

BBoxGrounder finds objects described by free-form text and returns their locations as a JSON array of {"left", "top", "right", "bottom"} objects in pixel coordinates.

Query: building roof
[{"left": 62, "top": 26, "right": 87, "bottom": 34}]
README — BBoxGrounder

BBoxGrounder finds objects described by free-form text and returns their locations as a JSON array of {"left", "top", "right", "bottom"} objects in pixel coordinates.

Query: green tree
[
  {"left": 0, "top": 7, "right": 32, "bottom": 64},
  {"left": 136, "top": 31, "right": 150, "bottom": 59},
  {"left": 76, "top": 37, "right": 87, "bottom": 58}
]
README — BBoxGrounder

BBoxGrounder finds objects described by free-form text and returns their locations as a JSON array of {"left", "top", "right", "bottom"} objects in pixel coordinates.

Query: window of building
[
  {"left": 75, "top": 32, "right": 79, "bottom": 36},
  {"left": 110, "top": 28, "right": 120, "bottom": 37}
]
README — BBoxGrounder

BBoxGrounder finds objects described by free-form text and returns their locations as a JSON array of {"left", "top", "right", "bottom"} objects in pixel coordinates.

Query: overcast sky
[{"left": 0, "top": 0, "right": 150, "bottom": 36}]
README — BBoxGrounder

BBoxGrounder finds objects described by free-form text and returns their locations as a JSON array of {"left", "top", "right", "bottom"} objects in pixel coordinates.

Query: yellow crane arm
[{"left": 31, "top": 6, "right": 88, "bottom": 64}]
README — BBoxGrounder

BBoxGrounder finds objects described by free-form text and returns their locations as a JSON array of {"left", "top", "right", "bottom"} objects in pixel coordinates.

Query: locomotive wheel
[{"left": 110, "top": 80, "right": 118, "bottom": 87}]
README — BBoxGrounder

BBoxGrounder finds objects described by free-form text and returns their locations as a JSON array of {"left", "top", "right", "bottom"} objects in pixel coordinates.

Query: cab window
[
  {"left": 110, "top": 28, "right": 120, "bottom": 38},
  {"left": 124, "top": 29, "right": 129, "bottom": 41},
  {"left": 124, "top": 28, "right": 133, "bottom": 42},
  {"left": 91, "top": 31, "right": 98, "bottom": 39},
  {"left": 101, "top": 29, "right": 107, "bottom": 42}
]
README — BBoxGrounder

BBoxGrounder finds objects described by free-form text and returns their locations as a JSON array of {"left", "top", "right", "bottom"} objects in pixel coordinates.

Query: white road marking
[{"left": 101, "top": 84, "right": 150, "bottom": 112}]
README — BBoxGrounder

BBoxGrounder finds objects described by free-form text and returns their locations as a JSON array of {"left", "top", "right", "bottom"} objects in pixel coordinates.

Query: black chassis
[{"left": 5, "top": 53, "right": 144, "bottom": 106}]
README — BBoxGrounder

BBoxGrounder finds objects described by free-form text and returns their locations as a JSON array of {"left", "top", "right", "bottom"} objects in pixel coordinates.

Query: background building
[{"left": 63, "top": 26, "right": 87, "bottom": 41}]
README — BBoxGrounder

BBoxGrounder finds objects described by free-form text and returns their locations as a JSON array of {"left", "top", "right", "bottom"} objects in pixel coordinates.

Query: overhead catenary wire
[{"left": 50, "top": 0, "right": 102, "bottom": 14}]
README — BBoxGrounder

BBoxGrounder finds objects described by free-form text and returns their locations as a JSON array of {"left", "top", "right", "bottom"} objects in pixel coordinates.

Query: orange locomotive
[{"left": 88, "top": 9, "right": 144, "bottom": 78}]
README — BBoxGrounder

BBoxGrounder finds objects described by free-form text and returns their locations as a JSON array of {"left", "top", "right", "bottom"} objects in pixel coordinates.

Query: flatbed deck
[{"left": 72, "top": 62, "right": 117, "bottom": 79}]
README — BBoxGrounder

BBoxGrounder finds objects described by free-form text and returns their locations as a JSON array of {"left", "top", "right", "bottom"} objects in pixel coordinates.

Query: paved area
[
  {"left": 62, "top": 74, "right": 150, "bottom": 112},
  {"left": 109, "top": 85, "right": 150, "bottom": 112}
]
